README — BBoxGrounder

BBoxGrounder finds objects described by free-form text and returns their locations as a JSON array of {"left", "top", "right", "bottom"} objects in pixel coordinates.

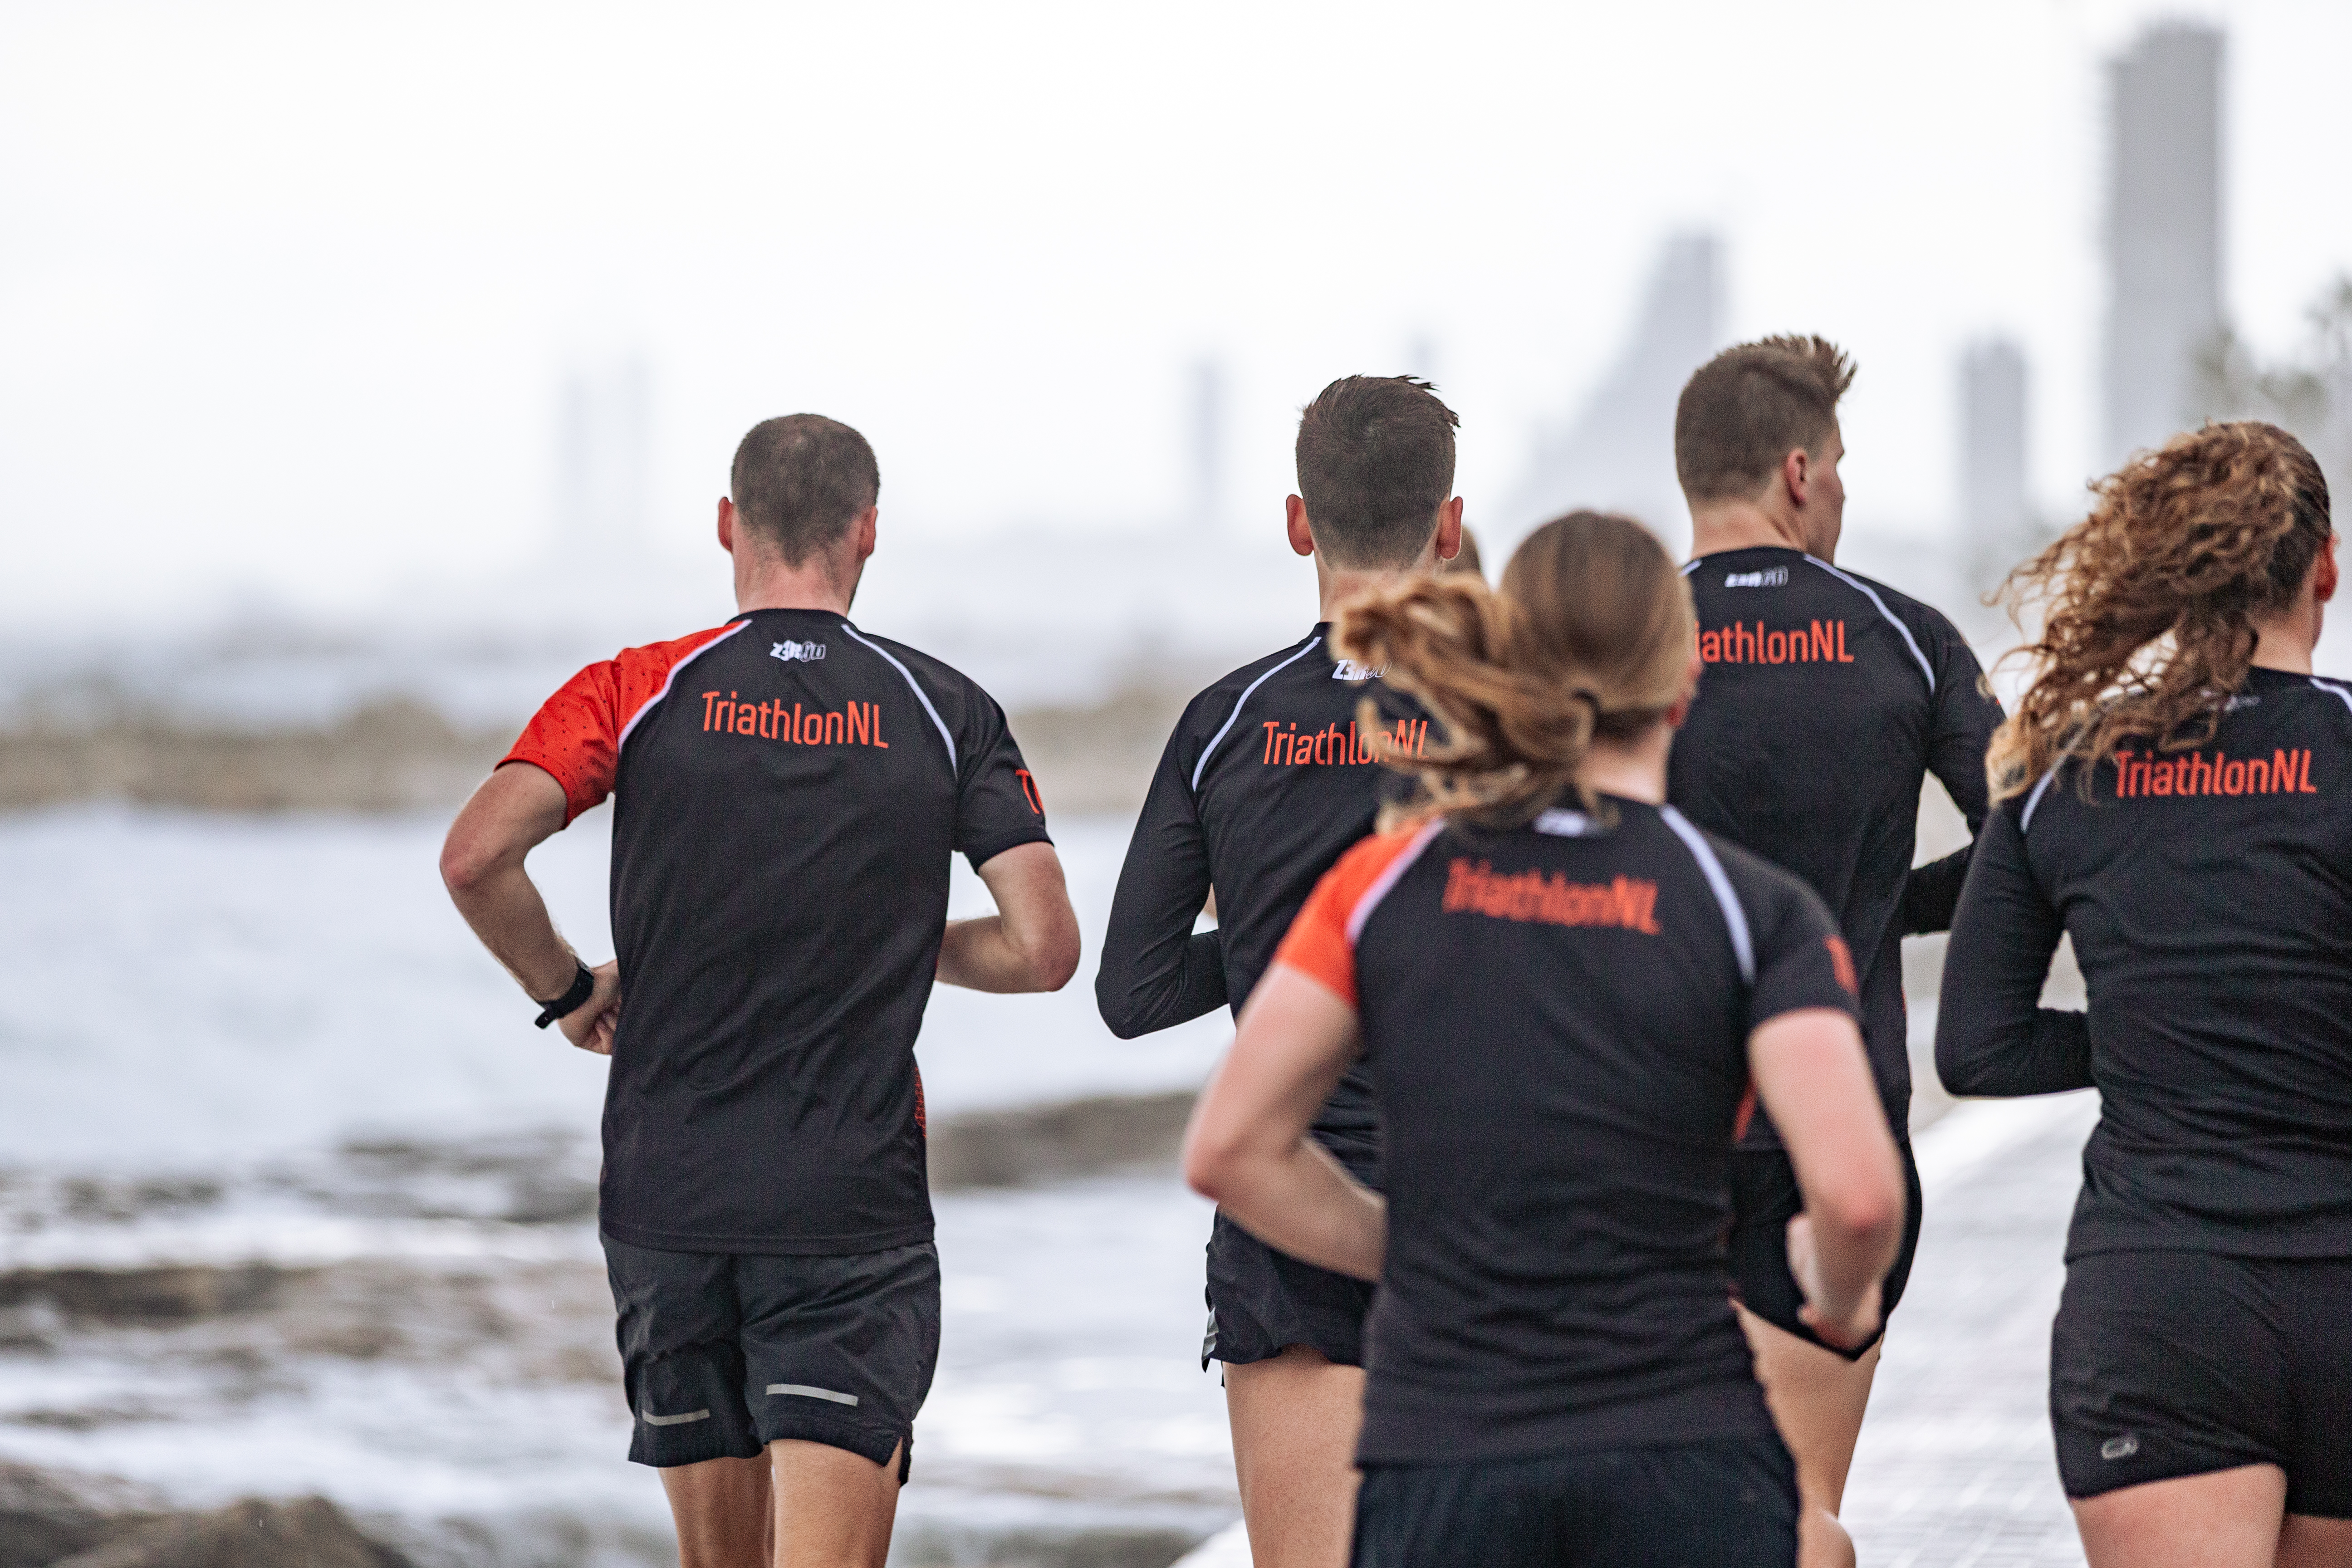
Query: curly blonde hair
[
  {"left": 1333, "top": 510, "right": 1695, "bottom": 830},
  {"left": 1988, "top": 421, "right": 2332, "bottom": 801}
]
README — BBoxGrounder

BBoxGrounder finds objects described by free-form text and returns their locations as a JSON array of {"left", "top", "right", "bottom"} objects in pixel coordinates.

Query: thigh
[
  {"left": 2071, "top": 1464, "right": 2287, "bottom": 1568},
  {"left": 1225, "top": 1346, "right": 1364, "bottom": 1568},
  {"left": 736, "top": 1243, "right": 940, "bottom": 1481},
  {"left": 2050, "top": 1250, "right": 2285, "bottom": 1502},
  {"left": 604, "top": 1236, "right": 764, "bottom": 1466},
  {"left": 769, "top": 1437, "right": 903, "bottom": 1568},
  {"left": 1207, "top": 1212, "right": 1375, "bottom": 1371}
]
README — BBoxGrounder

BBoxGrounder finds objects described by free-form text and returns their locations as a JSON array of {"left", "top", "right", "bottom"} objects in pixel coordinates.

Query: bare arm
[
  {"left": 438, "top": 763, "right": 619, "bottom": 1054},
  {"left": 1749, "top": 1006, "right": 1906, "bottom": 1350},
  {"left": 937, "top": 841, "right": 1082, "bottom": 994},
  {"left": 1182, "top": 964, "right": 1384, "bottom": 1281}
]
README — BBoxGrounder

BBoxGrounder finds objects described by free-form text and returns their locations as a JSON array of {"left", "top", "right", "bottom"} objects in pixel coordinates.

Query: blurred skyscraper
[
  {"left": 555, "top": 354, "right": 651, "bottom": 557},
  {"left": 2102, "top": 23, "right": 2224, "bottom": 468},
  {"left": 1960, "top": 338, "right": 2034, "bottom": 596},
  {"left": 1503, "top": 232, "right": 1724, "bottom": 547},
  {"left": 1187, "top": 359, "right": 1226, "bottom": 529}
]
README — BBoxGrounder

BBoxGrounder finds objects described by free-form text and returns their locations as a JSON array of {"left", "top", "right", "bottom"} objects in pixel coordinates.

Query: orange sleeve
[
  {"left": 1272, "top": 825, "right": 1434, "bottom": 1009},
  {"left": 501, "top": 624, "right": 734, "bottom": 824}
]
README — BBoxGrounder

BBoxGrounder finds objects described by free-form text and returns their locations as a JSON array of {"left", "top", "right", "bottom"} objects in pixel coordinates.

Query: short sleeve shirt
[
  {"left": 503, "top": 608, "right": 1050, "bottom": 1255},
  {"left": 1276, "top": 798, "right": 1859, "bottom": 1464}
]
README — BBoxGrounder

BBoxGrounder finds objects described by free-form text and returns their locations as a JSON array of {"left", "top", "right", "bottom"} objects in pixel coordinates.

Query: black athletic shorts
[
  {"left": 2051, "top": 1249, "right": 2352, "bottom": 1517},
  {"left": 603, "top": 1235, "right": 939, "bottom": 1480},
  {"left": 1726, "top": 1138, "right": 1923, "bottom": 1360},
  {"left": 1352, "top": 1435, "right": 1798, "bottom": 1568},
  {"left": 1202, "top": 1209, "right": 1375, "bottom": 1369}
]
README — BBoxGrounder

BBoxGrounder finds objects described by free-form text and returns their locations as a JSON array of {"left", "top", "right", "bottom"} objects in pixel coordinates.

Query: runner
[
  {"left": 1939, "top": 422, "right": 2352, "bottom": 1568},
  {"left": 1096, "top": 375, "right": 1462, "bottom": 1568},
  {"left": 439, "top": 414, "right": 1080, "bottom": 1568},
  {"left": 1664, "top": 335, "right": 2004, "bottom": 1568},
  {"left": 1184, "top": 511, "right": 1906, "bottom": 1568}
]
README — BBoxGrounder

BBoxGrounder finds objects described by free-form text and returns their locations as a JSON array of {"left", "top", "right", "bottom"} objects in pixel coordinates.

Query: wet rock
[
  {"left": 0, "top": 1265, "right": 290, "bottom": 1323},
  {"left": 927, "top": 1093, "right": 1194, "bottom": 1190},
  {"left": 48, "top": 1496, "right": 413, "bottom": 1568},
  {"left": 0, "top": 1465, "right": 164, "bottom": 1568}
]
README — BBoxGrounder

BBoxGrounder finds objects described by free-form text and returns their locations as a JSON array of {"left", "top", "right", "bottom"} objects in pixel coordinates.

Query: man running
[
  {"left": 440, "top": 414, "right": 1080, "bottom": 1568},
  {"left": 1096, "top": 375, "right": 1463, "bottom": 1568},
  {"left": 1664, "top": 338, "right": 2003, "bottom": 1568}
]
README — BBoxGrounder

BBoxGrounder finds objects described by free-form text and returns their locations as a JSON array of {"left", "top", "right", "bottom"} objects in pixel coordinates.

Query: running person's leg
[
  {"left": 662, "top": 1457, "right": 774, "bottom": 1568},
  {"left": 1208, "top": 1214, "right": 1376, "bottom": 1568},
  {"left": 2054, "top": 1251, "right": 2352, "bottom": 1568},
  {"left": 767, "top": 1439, "right": 903, "bottom": 1568},
  {"left": 1734, "top": 1313, "right": 1879, "bottom": 1568},
  {"left": 1727, "top": 1141, "right": 1923, "bottom": 1567},
  {"left": 1227, "top": 1347, "right": 1366, "bottom": 1568}
]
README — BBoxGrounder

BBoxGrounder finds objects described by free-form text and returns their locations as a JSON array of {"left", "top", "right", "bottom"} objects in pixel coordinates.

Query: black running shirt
[
  {"left": 1277, "top": 799, "right": 1861, "bottom": 1464},
  {"left": 1096, "top": 626, "right": 1427, "bottom": 1174},
  {"left": 1666, "top": 547, "right": 2002, "bottom": 1144},
  {"left": 503, "top": 608, "right": 1051, "bottom": 1255},
  {"left": 1938, "top": 667, "right": 2352, "bottom": 1262}
]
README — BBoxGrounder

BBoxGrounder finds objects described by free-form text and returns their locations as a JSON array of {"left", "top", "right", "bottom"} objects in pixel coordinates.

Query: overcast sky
[{"left": 4, "top": 0, "right": 2349, "bottom": 627}]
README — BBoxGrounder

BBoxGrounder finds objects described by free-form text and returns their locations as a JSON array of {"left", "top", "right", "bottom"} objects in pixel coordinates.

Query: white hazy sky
[{"left": 3, "top": 0, "right": 2349, "bottom": 625}]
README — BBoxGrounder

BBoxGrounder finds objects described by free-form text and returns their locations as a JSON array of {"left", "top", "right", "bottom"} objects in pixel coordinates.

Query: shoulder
[
  {"left": 840, "top": 623, "right": 1006, "bottom": 716},
  {"left": 552, "top": 621, "right": 744, "bottom": 715},
  {"left": 1297, "top": 819, "right": 1449, "bottom": 938},
  {"left": 1173, "top": 632, "right": 1331, "bottom": 746},
  {"left": 2304, "top": 676, "right": 2352, "bottom": 729}
]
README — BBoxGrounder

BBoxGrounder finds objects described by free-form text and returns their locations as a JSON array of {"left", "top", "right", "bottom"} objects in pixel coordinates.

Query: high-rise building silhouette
[
  {"left": 1186, "top": 358, "right": 1225, "bottom": 529},
  {"left": 1503, "top": 232, "right": 1724, "bottom": 549},
  {"left": 1960, "top": 338, "right": 2032, "bottom": 593},
  {"left": 556, "top": 354, "right": 651, "bottom": 557},
  {"left": 2102, "top": 24, "right": 2224, "bottom": 468}
]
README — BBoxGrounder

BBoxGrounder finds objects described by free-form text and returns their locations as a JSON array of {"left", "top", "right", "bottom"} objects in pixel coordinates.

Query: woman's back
[
  {"left": 1276, "top": 797, "right": 1859, "bottom": 1465},
  {"left": 1944, "top": 668, "right": 2352, "bottom": 1259}
]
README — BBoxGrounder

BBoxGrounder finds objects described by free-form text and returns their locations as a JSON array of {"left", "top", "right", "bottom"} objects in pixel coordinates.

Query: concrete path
[{"left": 1173, "top": 1091, "right": 2104, "bottom": 1568}]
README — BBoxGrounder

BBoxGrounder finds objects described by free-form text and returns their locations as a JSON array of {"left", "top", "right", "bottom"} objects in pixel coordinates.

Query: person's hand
[
  {"left": 1788, "top": 1212, "right": 1883, "bottom": 1352},
  {"left": 558, "top": 961, "right": 621, "bottom": 1056}
]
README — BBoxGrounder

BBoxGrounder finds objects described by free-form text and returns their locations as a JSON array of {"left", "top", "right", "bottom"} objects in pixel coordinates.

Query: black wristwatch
[{"left": 534, "top": 961, "right": 597, "bottom": 1029}]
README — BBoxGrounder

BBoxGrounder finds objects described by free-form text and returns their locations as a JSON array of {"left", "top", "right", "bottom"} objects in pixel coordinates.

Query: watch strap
[{"left": 534, "top": 961, "right": 597, "bottom": 1029}]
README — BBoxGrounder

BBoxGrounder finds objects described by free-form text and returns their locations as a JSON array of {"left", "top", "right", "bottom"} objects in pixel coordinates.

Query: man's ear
[
  {"left": 1285, "top": 495, "right": 1316, "bottom": 559},
  {"left": 1434, "top": 498, "right": 1465, "bottom": 563},
  {"left": 1781, "top": 447, "right": 1812, "bottom": 510},
  {"left": 851, "top": 505, "right": 878, "bottom": 564},
  {"left": 2316, "top": 543, "right": 2339, "bottom": 605},
  {"left": 717, "top": 497, "right": 738, "bottom": 555}
]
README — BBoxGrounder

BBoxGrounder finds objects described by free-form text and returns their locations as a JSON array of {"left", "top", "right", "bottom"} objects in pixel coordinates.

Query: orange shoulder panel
[
  {"left": 1272, "top": 823, "right": 1435, "bottom": 1009},
  {"left": 501, "top": 623, "right": 736, "bottom": 824}
]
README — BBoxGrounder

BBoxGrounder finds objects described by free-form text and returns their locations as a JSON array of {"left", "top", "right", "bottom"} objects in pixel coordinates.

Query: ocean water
[
  {"left": 0, "top": 805, "right": 1229, "bottom": 1169},
  {"left": 0, "top": 806, "right": 1240, "bottom": 1565}
]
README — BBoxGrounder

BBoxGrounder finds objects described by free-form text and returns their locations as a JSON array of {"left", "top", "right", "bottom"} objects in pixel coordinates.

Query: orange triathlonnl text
[
  {"left": 701, "top": 691, "right": 890, "bottom": 748},
  {"left": 2112, "top": 747, "right": 2318, "bottom": 799},
  {"left": 1261, "top": 717, "right": 1428, "bottom": 767},
  {"left": 1441, "top": 859, "right": 1662, "bottom": 934},
  {"left": 1699, "top": 620, "right": 1854, "bottom": 666}
]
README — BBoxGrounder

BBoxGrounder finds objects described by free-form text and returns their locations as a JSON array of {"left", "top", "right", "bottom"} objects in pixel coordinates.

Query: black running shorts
[
  {"left": 1351, "top": 1436, "right": 1797, "bottom": 1568},
  {"left": 603, "top": 1235, "right": 940, "bottom": 1480},
  {"left": 2051, "top": 1249, "right": 2352, "bottom": 1517},
  {"left": 1202, "top": 1210, "right": 1374, "bottom": 1370},
  {"left": 1726, "top": 1139, "right": 1922, "bottom": 1360}
]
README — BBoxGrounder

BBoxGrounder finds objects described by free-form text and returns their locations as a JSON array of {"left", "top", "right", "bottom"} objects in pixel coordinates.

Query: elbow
[
  {"left": 1933, "top": 1033, "right": 1992, "bottom": 1098},
  {"left": 438, "top": 830, "right": 499, "bottom": 900},
  {"left": 1819, "top": 1166, "right": 1906, "bottom": 1252},
  {"left": 1033, "top": 928, "right": 1081, "bottom": 994},
  {"left": 1181, "top": 1128, "right": 1239, "bottom": 1206},
  {"left": 1093, "top": 973, "right": 1149, "bottom": 1039}
]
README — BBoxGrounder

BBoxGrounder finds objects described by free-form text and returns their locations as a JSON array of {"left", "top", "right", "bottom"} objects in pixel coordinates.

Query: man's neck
[
  {"left": 1315, "top": 562, "right": 1416, "bottom": 623},
  {"left": 1687, "top": 502, "right": 1813, "bottom": 563},
  {"left": 735, "top": 555, "right": 856, "bottom": 616}
]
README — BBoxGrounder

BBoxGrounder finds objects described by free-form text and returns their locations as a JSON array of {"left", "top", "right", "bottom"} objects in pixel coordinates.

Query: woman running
[
  {"left": 1184, "top": 511, "right": 1906, "bottom": 1567},
  {"left": 1939, "top": 421, "right": 2352, "bottom": 1568}
]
